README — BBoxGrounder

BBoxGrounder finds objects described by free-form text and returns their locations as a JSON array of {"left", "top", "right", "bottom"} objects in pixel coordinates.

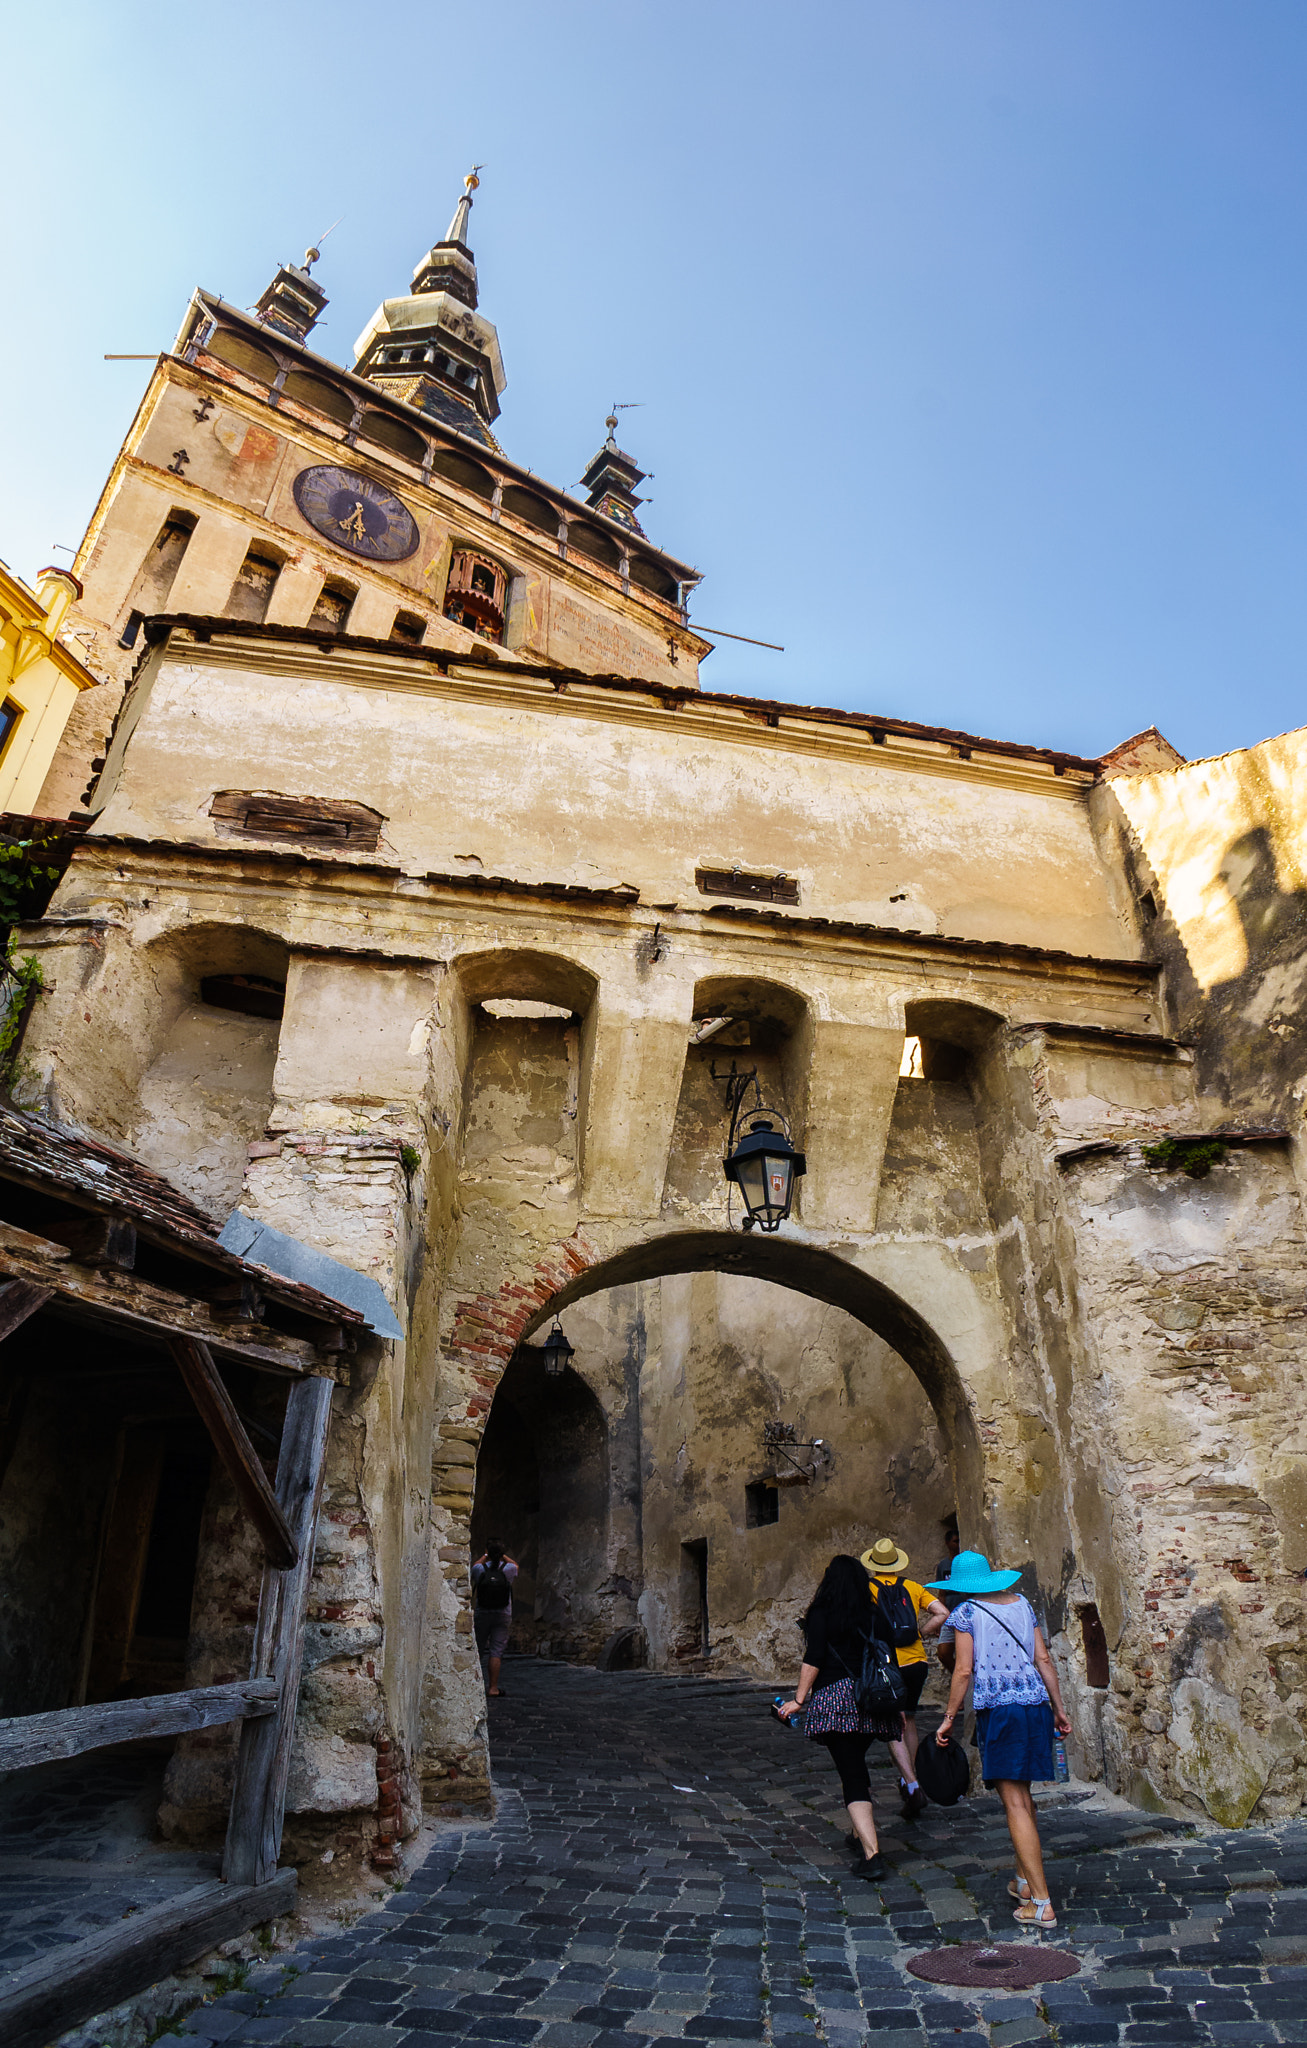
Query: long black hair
[{"left": 802, "top": 1554, "right": 878, "bottom": 1641}]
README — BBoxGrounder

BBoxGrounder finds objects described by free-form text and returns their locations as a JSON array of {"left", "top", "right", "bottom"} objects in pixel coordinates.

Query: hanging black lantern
[
  {"left": 541, "top": 1316, "right": 575, "bottom": 1378},
  {"left": 724, "top": 1115, "right": 806, "bottom": 1233}
]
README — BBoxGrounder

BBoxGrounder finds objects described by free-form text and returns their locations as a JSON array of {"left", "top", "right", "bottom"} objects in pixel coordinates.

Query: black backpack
[
  {"left": 874, "top": 1578, "right": 921, "bottom": 1650},
  {"left": 476, "top": 1561, "right": 511, "bottom": 1610},
  {"left": 837, "top": 1631, "right": 907, "bottom": 1714}
]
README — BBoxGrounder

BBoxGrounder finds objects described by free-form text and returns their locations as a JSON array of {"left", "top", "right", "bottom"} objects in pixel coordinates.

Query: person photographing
[{"left": 471, "top": 1540, "right": 517, "bottom": 1698}]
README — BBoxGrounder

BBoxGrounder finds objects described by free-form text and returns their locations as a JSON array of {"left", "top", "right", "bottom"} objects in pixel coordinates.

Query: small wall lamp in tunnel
[
  {"left": 541, "top": 1317, "right": 575, "bottom": 1378},
  {"left": 714, "top": 1060, "right": 806, "bottom": 1233}
]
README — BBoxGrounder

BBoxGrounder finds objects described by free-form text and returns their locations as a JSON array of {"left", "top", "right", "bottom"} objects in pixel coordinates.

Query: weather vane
[
  {"left": 605, "top": 400, "right": 643, "bottom": 439},
  {"left": 302, "top": 215, "right": 343, "bottom": 272},
  {"left": 465, "top": 164, "right": 485, "bottom": 193}
]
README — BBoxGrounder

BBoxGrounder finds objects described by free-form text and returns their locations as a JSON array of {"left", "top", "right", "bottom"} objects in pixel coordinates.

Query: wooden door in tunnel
[{"left": 471, "top": 1349, "right": 614, "bottom": 1661}]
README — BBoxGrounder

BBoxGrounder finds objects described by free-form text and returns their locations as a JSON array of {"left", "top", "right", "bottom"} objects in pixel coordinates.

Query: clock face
[{"left": 292, "top": 465, "right": 420, "bottom": 562}]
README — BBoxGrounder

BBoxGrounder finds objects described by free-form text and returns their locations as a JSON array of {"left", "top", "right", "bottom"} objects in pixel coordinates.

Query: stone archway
[
  {"left": 441, "top": 1226, "right": 991, "bottom": 1520},
  {"left": 422, "top": 1220, "right": 1032, "bottom": 1796}
]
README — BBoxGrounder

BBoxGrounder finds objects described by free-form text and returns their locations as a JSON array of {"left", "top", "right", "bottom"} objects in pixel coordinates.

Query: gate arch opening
[
  {"left": 463, "top": 1228, "right": 987, "bottom": 1684},
  {"left": 517, "top": 1229, "right": 984, "bottom": 1511}
]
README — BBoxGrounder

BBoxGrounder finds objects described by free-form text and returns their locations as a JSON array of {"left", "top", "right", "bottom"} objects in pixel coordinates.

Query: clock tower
[{"left": 352, "top": 168, "right": 506, "bottom": 451}]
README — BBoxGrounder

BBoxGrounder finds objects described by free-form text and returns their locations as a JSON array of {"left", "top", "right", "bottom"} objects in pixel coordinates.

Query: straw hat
[{"left": 861, "top": 1537, "right": 910, "bottom": 1575}]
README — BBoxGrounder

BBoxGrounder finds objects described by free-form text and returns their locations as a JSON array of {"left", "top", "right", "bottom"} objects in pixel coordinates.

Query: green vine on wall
[
  {"left": 0, "top": 832, "right": 63, "bottom": 1093},
  {"left": 0, "top": 946, "right": 43, "bottom": 1089},
  {"left": 1141, "top": 1136, "right": 1228, "bottom": 1180},
  {"left": 0, "top": 833, "right": 61, "bottom": 931}
]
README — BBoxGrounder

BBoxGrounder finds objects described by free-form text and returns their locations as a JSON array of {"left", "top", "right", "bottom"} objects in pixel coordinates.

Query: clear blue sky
[{"left": 4, "top": 2, "right": 1305, "bottom": 760}]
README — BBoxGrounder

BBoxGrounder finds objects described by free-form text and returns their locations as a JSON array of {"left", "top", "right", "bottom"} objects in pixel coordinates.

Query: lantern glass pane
[
  {"left": 764, "top": 1151, "right": 793, "bottom": 1217},
  {"left": 735, "top": 1151, "right": 768, "bottom": 1214}
]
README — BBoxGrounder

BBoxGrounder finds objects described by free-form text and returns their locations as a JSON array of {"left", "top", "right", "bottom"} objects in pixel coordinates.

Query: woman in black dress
[{"left": 778, "top": 1554, "right": 908, "bottom": 1880}]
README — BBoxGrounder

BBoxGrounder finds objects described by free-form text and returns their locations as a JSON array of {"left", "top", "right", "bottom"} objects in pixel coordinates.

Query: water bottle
[
  {"left": 1052, "top": 1733, "right": 1069, "bottom": 1782},
  {"left": 772, "top": 1694, "right": 800, "bottom": 1730}
]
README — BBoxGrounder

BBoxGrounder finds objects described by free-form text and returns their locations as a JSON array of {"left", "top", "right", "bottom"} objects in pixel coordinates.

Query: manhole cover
[{"left": 906, "top": 1942, "right": 1080, "bottom": 1989}]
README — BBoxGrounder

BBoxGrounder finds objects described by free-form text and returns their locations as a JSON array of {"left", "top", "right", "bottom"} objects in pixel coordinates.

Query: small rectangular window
[
  {"left": 390, "top": 610, "right": 425, "bottom": 645},
  {"left": 0, "top": 699, "right": 20, "bottom": 759},
  {"left": 696, "top": 867, "right": 800, "bottom": 906},
  {"left": 745, "top": 1482, "right": 779, "bottom": 1528},
  {"left": 1079, "top": 1604, "right": 1110, "bottom": 1688}
]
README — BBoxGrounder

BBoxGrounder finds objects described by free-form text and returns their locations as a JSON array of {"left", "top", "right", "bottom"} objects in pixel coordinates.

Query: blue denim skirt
[{"left": 975, "top": 1702, "right": 1054, "bottom": 1785}]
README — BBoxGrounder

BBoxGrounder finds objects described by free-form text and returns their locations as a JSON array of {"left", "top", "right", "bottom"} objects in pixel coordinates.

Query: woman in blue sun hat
[{"left": 925, "top": 1550, "right": 1073, "bottom": 1930}]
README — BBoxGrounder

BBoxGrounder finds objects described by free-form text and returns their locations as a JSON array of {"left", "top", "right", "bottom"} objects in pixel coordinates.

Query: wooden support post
[
  {"left": 222, "top": 1372, "right": 334, "bottom": 1887},
  {"left": 0, "top": 1281, "right": 53, "bottom": 1342},
  {"left": 168, "top": 1336, "right": 297, "bottom": 1567}
]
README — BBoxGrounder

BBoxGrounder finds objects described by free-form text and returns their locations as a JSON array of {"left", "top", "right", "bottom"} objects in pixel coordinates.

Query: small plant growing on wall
[
  {"left": 1141, "top": 1136, "right": 1228, "bottom": 1180},
  {"left": 0, "top": 831, "right": 62, "bottom": 1094}
]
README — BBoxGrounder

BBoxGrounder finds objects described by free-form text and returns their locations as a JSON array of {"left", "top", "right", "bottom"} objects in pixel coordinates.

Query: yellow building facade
[{"left": 0, "top": 563, "right": 96, "bottom": 816}]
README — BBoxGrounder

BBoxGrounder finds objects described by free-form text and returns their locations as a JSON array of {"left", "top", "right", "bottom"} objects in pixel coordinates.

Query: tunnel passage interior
[
  {"left": 469, "top": 1267, "right": 961, "bottom": 1679},
  {"left": 470, "top": 1345, "right": 612, "bottom": 1661}
]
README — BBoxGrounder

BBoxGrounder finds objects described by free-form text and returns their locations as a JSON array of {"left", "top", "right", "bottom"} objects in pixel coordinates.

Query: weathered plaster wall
[
  {"left": 129, "top": 1002, "right": 279, "bottom": 1220},
  {"left": 637, "top": 1272, "right": 954, "bottom": 1674},
  {"left": 83, "top": 641, "right": 1137, "bottom": 957},
  {"left": 1057, "top": 1142, "right": 1307, "bottom": 1823},
  {"left": 1100, "top": 725, "right": 1307, "bottom": 1122},
  {"left": 19, "top": 643, "right": 1307, "bottom": 1838}
]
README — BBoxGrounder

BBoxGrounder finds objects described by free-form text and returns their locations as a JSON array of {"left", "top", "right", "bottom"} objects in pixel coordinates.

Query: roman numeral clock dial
[{"left": 292, "top": 465, "right": 420, "bottom": 562}]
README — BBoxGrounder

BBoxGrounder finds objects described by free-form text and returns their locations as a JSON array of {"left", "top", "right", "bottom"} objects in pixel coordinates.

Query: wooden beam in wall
[
  {"left": 168, "top": 1336, "right": 298, "bottom": 1568},
  {"left": 0, "top": 1281, "right": 53, "bottom": 1343},
  {"left": 0, "top": 1678, "right": 278, "bottom": 1772},
  {"left": 223, "top": 1372, "right": 334, "bottom": 1888},
  {"left": 0, "top": 1871, "right": 298, "bottom": 2048}
]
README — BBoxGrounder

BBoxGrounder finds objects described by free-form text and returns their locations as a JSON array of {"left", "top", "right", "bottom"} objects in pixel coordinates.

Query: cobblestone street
[{"left": 177, "top": 1664, "right": 1307, "bottom": 2048}]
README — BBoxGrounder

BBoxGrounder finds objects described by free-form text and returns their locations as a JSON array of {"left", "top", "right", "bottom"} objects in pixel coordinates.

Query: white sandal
[
  {"left": 1007, "top": 1876, "right": 1030, "bottom": 1901},
  {"left": 1013, "top": 1897, "right": 1056, "bottom": 1928}
]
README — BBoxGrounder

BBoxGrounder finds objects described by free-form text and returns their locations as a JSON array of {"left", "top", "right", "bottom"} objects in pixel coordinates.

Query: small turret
[
  {"left": 580, "top": 413, "right": 648, "bottom": 537},
  {"left": 253, "top": 247, "right": 328, "bottom": 346}
]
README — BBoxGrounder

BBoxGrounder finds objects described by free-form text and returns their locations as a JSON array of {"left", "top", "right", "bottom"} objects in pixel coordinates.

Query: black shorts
[{"left": 899, "top": 1663, "right": 928, "bottom": 1714}]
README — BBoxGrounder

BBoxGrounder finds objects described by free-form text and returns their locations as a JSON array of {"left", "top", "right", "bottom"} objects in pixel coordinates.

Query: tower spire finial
[{"left": 445, "top": 164, "right": 484, "bottom": 248}]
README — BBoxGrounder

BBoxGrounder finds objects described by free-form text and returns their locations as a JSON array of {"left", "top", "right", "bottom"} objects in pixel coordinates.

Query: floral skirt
[{"left": 803, "top": 1676, "right": 902, "bottom": 1741}]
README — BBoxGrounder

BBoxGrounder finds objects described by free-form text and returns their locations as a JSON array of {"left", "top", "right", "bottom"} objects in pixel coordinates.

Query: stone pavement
[
  {"left": 176, "top": 1663, "right": 1307, "bottom": 2047},
  {"left": 0, "top": 1748, "right": 218, "bottom": 1976}
]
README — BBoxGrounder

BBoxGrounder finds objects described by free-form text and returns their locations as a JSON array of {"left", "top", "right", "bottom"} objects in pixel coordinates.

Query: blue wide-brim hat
[{"left": 923, "top": 1549, "right": 1022, "bottom": 1595}]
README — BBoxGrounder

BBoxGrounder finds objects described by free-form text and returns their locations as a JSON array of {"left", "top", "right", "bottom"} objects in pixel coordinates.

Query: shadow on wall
[{"left": 1131, "top": 822, "right": 1307, "bottom": 1116}]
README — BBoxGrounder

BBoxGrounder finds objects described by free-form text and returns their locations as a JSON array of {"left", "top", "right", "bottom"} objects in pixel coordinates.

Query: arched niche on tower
[
  {"left": 661, "top": 975, "right": 813, "bottom": 1222},
  {"left": 450, "top": 949, "right": 599, "bottom": 1228},
  {"left": 125, "top": 923, "right": 289, "bottom": 1220},
  {"left": 876, "top": 997, "right": 1006, "bottom": 1242},
  {"left": 500, "top": 486, "right": 557, "bottom": 537},
  {"left": 430, "top": 450, "right": 496, "bottom": 502}
]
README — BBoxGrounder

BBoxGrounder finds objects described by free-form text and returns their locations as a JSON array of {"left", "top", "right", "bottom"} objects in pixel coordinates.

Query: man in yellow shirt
[{"left": 862, "top": 1537, "right": 949, "bottom": 1817}]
